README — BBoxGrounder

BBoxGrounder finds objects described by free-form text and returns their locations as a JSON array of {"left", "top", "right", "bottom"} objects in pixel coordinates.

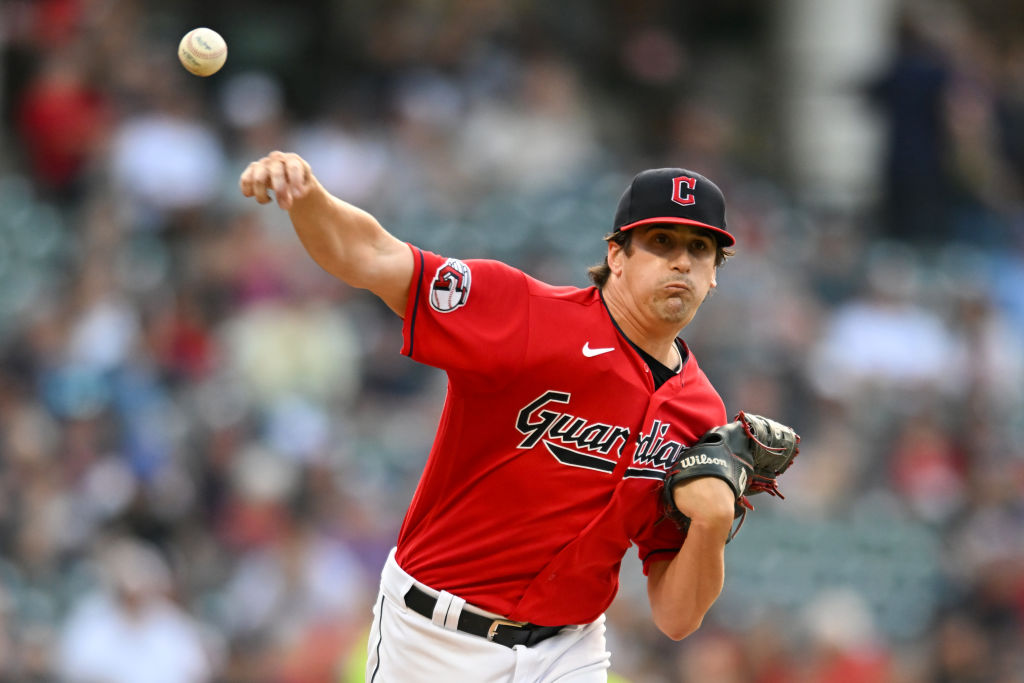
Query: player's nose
[{"left": 668, "top": 247, "right": 692, "bottom": 272}]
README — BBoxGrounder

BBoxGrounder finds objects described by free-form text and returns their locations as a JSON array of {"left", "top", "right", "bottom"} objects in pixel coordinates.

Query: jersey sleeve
[
  {"left": 633, "top": 502, "right": 688, "bottom": 575},
  {"left": 401, "top": 245, "right": 530, "bottom": 384}
]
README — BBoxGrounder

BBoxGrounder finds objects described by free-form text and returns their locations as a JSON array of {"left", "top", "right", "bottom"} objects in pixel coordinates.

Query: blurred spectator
[
  {"left": 220, "top": 298, "right": 361, "bottom": 410},
  {"left": 808, "top": 243, "right": 961, "bottom": 402},
  {"left": 798, "top": 589, "right": 894, "bottom": 683},
  {"left": 219, "top": 509, "right": 370, "bottom": 683},
  {"left": 995, "top": 42, "right": 1024, "bottom": 208},
  {"left": 55, "top": 537, "right": 215, "bottom": 683},
  {"left": 107, "top": 73, "right": 227, "bottom": 231},
  {"left": 929, "top": 611, "right": 999, "bottom": 683},
  {"left": 942, "top": 18, "right": 1021, "bottom": 248},
  {"left": 15, "top": 46, "right": 111, "bottom": 203},
  {"left": 454, "top": 54, "right": 601, "bottom": 194},
  {"left": 218, "top": 71, "right": 290, "bottom": 162},
  {"left": 868, "top": 11, "right": 954, "bottom": 243},
  {"left": 889, "top": 412, "right": 966, "bottom": 524},
  {"left": 674, "top": 628, "right": 749, "bottom": 683},
  {"left": 945, "top": 257, "right": 1024, "bottom": 418},
  {"left": 65, "top": 260, "right": 140, "bottom": 375}
]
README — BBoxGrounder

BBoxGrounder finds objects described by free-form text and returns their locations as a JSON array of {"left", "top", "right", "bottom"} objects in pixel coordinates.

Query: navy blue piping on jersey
[
  {"left": 623, "top": 467, "right": 669, "bottom": 480},
  {"left": 405, "top": 249, "right": 425, "bottom": 358},
  {"left": 369, "top": 593, "right": 385, "bottom": 682}
]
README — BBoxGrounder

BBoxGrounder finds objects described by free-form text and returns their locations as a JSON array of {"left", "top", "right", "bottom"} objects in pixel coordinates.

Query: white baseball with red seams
[{"left": 177, "top": 27, "right": 227, "bottom": 77}]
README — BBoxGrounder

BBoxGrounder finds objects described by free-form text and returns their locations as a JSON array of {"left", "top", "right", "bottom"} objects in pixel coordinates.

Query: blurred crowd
[{"left": 1, "top": 0, "right": 1023, "bottom": 681}]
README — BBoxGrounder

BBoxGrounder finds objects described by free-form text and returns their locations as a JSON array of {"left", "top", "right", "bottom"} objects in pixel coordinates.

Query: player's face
[{"left": 610, "top": 225, "right": 718, "bottom": 328}]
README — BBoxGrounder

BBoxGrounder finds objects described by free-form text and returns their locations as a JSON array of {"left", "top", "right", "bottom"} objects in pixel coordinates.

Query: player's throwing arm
[{"left": 238, "top": 152, "right": 412, "bottom": 314}]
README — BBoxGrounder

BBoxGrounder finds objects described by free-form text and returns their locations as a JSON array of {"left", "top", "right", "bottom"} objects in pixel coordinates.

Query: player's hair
[{"left": 587, "top": 228, "right": 733, "bottom": 288}]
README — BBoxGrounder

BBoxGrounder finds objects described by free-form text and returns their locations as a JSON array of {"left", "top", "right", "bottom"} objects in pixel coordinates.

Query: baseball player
[{"left": 239, "top": 153, "right": 798, "bottom": 682}]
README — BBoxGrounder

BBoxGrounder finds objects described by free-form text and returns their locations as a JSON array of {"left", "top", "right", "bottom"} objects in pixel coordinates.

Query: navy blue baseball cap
[{"left": 612, "top": 168, "right": 735, "bottom": 247}]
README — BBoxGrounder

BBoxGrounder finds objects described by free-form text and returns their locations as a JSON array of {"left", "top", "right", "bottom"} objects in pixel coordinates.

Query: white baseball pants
[{"left": 365, "top": 548, "right": 611, "bottom": 682}]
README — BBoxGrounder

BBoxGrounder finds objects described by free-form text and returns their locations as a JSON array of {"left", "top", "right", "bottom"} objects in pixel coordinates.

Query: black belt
[{"left": 403, "top": 585, "right": 566, "bottom": 649}]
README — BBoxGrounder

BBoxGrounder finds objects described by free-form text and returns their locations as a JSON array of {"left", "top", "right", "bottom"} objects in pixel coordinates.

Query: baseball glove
[{"left": 662, "top": 411, "right": 800, "bottom": 541}]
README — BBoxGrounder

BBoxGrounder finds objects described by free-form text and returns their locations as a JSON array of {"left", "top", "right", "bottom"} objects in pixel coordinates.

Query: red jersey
[{"left": 395, "top": 246, "right": 727, "bottom": 626}]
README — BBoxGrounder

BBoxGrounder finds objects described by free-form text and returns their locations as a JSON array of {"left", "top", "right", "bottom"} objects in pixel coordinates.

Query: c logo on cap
[{"left": 671, "top": 176, "right": 697, "bottom": 207}]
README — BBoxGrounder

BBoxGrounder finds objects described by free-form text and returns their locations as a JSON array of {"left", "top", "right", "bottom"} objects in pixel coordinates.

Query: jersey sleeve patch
[{"left": 429, "top": 258, "right": 472, "bottom": 313}]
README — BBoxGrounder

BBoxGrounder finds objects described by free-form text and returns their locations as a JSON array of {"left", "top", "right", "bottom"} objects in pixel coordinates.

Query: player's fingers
[
  {"left": 239, "top": 162, "right": 257, "bottom": 196},
  {"left": 284, "top": 157, "right": 310, "bottom": 198},
  {"left": 268, "top": 159, "right": 292, "bottom": 209},
  {"left": 240, "top": 152, "right": 312, "bottom": 208},
  {"left": 244, "top": 161, "right": 273, "bottom": 204}
]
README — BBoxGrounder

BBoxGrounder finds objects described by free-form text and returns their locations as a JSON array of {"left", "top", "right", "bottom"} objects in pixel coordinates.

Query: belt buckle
[{"left": 486, "top": 618, "right": 526, "bottom": 642}]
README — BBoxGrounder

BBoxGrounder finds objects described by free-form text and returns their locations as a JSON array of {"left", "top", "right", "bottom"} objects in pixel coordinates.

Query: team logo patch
[
  {"left": 671, "top": 175, "right": 697, "bottom": 207},
  {"left": 429, "top": 258, "right": 471, "bottom": 313}
]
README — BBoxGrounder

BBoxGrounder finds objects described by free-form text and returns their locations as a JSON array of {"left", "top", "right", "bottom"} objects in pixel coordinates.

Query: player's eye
[
  {"left": 690, "top": 238, "right": 712, "bottom": 254},
  {"left": 642, "top": 232, "right": 668, "bottom": 250}
]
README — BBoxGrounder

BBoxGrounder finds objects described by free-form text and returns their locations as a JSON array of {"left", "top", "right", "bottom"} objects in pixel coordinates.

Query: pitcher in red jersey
[{"left": 241, "top": 154, "right": 739, "bottom": 682}]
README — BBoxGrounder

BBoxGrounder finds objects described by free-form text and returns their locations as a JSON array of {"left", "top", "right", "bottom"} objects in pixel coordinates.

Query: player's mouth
[{"left": 662, "top": 281, "right": 691, "bottom": 293}]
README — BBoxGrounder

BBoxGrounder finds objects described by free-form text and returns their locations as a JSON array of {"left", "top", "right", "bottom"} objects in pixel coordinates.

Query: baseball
[{"left": 178, "top": 27, "right": 227, "bottom": 77}]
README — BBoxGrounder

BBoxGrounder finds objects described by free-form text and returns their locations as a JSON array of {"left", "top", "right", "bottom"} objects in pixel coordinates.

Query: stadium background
[{"left": 1, "top": 0, "right": 1023, "bottom": 680}]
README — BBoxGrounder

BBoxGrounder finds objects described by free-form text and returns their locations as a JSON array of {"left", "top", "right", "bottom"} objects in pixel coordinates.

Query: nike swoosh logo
[{"left": 582, "top": 342, "right": 615, "bottom": 357}]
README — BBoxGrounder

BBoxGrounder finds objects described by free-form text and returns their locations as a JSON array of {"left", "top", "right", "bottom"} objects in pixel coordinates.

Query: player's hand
[
  {"left": 671, "top": 477, "right": 735, "bottom": 531},
  {"left": 239, "top": 151, "right": 315, "bottom": 211}
]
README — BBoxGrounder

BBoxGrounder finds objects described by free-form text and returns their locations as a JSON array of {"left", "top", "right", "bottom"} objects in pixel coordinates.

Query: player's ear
[{"left": 607, "top": 240, "right": 625, "bottom": 277}]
